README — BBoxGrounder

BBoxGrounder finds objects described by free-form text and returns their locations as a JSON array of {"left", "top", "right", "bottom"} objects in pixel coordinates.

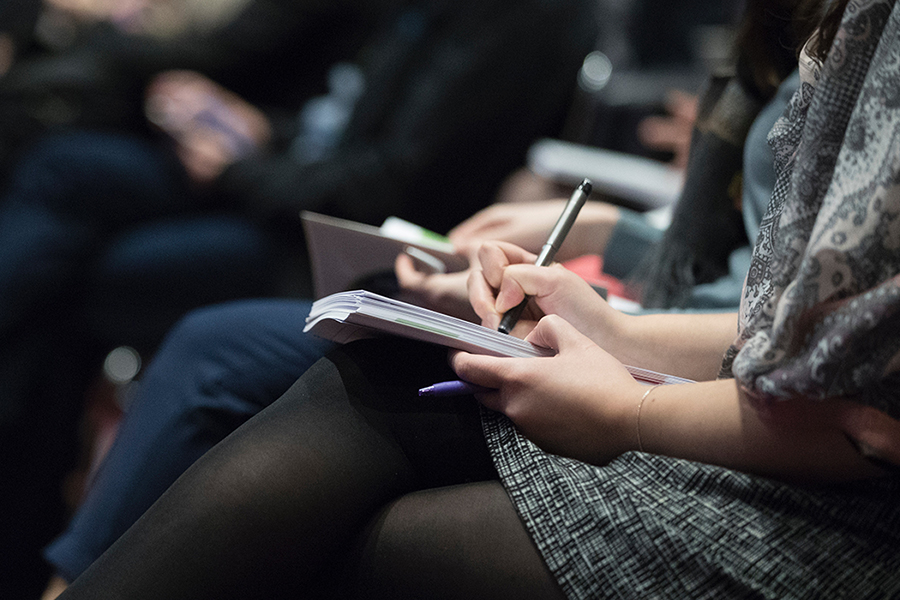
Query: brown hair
[
  {"left": 734, "top": 0, "right": 832, "bottom": 98},
  {"left": 804, "top": 0, "right": 853, "bottom": 61}
]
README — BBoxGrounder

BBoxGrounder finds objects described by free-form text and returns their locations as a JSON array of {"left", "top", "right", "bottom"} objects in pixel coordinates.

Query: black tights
[{"left": 59, "top": 340, "right": 564, "bottom": 599}]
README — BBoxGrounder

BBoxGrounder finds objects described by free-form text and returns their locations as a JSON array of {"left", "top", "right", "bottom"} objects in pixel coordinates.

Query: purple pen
[{"left": 418, "top": 380, "right": 494, "bottom": 397}]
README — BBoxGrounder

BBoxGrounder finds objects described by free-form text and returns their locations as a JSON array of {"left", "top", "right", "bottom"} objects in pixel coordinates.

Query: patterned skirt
[{"left": 482, "top": 410, "right": 900, "bottom": 599}]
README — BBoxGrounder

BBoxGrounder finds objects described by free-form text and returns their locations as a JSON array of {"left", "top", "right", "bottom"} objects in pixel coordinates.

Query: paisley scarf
[{"left": 724, "top": 0, "right": 900, "bottom": 420}]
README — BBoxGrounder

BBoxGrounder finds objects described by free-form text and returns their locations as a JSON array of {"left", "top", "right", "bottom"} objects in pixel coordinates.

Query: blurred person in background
[
  {"left": 39, "top": 0, "right": 811, "bottom": 597},
  {"left": 0, "top": 1, "right": 600, "bottom": 597},
  {"left": 0, "top": 3, "right": 383, "bottom": 595},
  {"left": 50, "top": 0, "right": 900, "bottom": 595}
]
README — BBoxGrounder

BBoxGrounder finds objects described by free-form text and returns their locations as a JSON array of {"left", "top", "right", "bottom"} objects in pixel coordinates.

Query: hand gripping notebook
[
  {"left": 304, "top": 290, "right": 693, "bottom": 385},
  {"left": 301, "top": 212, "right": 468, "bottom": 299}
]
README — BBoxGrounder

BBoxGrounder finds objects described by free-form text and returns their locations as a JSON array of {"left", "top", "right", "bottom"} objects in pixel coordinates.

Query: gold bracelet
[{"left": 636, "top": 384, "right": 662, "bottom": 453}]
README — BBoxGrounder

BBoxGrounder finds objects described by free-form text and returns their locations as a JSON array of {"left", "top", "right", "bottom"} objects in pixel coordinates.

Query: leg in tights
[
  {"left": 44, "top": 299, "right": 334, "bottom": 582},
  {"left": 343, "top": 481, "right": 564, "bottom": 599},
  {"left": 59, "top": 339, "right": 563, "bottom": 599}
]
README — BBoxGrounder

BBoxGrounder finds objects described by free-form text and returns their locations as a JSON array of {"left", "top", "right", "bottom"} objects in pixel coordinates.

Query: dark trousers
[
  {"left": 0, "top": 131, "right": 274, "bottom": 597},
  {"left": 44, "top": 300, "right": 333, "bottom": 582}
]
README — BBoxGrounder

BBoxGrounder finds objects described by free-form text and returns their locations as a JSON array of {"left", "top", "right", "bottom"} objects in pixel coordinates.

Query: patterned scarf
[{"left": 723, "top": 0, "right": 900, "bottom": 420}]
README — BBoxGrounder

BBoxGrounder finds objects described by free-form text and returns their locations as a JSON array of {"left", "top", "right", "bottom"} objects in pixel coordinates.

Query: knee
[
  {"left": 147, "top": 299, "right": 313, "bottom": 413},
  {"left": 162, "top": 299, "right": 308, "bottom": 357},
  {"left": 343, "top": 482, "right": 562, "bottom": 599},
  {"left": 8, "top": 131, "right": 176, "bottom": 214},
  {"left": 159, "top": 304, "right": 245, "bottom": 359}
]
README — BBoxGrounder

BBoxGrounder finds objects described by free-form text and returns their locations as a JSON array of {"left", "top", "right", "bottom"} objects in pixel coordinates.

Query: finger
[
  {"left": 451, "top": 238, "right": 483, "bottom": 259},
  {"left": 452, "top": 219, "right": 511, "bottom": 246},
  {"left": 447, "top": 206, "right": 502, "bottom": 240},
  {"left": 476, "top": 241, "right": 536, "bottom": 290},
  {"left": 467, "top": 269, "right": 501, "bottom": 329},
  {"left": 476, "top": 242, "right": 511, "bottom": 290},
  {"left": 394, "top": 253, "right": 425, "bottom": 288},
  {"left": 494, "top": 266, "right": 531, "bottom": 314},
  {"left": 494, "top": 262, "right": 569, "bottom": 314},
  {"left": 449, "top": 349, "right": 514, "bottom": 390},
  {"left": 637, "top": 117, "right": 684, "bottom": 150},
  {"left": 665, "top": 89, "right": 699, "bottom": 121},
  {"left": 524, "top": 314, "right": 589, "bottom": 352},
  {"left": 146, "top": 70, "right": 186, "bottom": 94}
]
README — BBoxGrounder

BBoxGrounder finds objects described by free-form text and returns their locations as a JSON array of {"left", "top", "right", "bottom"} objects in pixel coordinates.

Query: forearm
[
  {"left": 555, "top": 202, "right": 622, "bottom": 262},
  {"left": 637, "top": 379, "right": 888, "bottom": 483},
  {"left": 218, "top": 148, "right": 396, "bottom": 225},
  {"left": 600, "top": 311, "right": 737, "bottom": 381}
]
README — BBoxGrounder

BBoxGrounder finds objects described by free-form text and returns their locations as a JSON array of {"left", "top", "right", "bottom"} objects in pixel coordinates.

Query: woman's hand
[
  {"left": 145, "top": 70, "right": 271, "bottom": 185},
  {"left": 636, "top": 89, "right": 698, "bottom": 169},
  {"left": 468, "top": 241, "right": 621, "bottom": 343},
  {"left": 394, "top": 252, "right": 478, "bottom": 322},
  {"left": 451, "top": 315, "right": 645, "bottom": 464},
  {"left": 449, "top": 200, "right": 619, "bottom": 262},
  {"left": 450, "top": 200, "right": 571, "bottom": 255},
  {"left": 454, "top": 323, "right": 900, "bottom": 479}
]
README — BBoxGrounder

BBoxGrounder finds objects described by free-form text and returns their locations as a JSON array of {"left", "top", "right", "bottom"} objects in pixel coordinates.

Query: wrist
[
  {"left": 635, "top": 384, "right": 663, "bottom": 453},
  {"left": 564, "top": 203, "right": 620, "bottom": 260},
  {"left": 593, "top": 378, "right": 649, "bottom": 463},
  {"left": 584, "top": 304, "right": 632, "bottom": 359}
]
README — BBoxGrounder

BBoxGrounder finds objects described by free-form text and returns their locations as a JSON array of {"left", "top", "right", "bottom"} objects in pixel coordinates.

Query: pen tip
[{"left": 580, "top": 179, "right": 592, "bottom": 195}]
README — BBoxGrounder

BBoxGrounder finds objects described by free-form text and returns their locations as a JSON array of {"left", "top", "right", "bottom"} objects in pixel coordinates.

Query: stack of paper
[{"left": 304, "top": 290, "right": 553, "bottom": 358}]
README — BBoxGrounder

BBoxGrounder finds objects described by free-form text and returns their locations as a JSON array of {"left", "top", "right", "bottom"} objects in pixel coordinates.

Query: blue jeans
[
  {"left": 0, "top": 129, "right": 274, "bottom": 420},
  {"left": 44, "top": 299, "right": 334, "bottom": 582},
  {"left": 0, "top": 130, "right": 274, "bottom": 597}
]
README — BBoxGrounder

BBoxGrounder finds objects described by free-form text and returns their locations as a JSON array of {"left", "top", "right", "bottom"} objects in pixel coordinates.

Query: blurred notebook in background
[
  {"left": 301, "top": 212, "right": 468, "bottom": 299},
  {"left": 527, "top": 138, "right": 684, "bottom": 210},
  {"left": 301, "top": 211, "right": 644, "bottom": 312}
]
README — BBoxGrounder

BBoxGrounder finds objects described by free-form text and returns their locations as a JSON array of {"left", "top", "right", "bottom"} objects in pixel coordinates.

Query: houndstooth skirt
[{"left": 482, "top": 410, "right": 900, "bottom": 599}]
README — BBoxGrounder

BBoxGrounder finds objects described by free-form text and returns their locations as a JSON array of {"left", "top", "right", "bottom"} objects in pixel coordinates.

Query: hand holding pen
[
  {"left": 420, "top": 179, "right": 592, "bottom": 397},
  {"left": 498, "top": 179, "right": 591, "bottom": 333}
]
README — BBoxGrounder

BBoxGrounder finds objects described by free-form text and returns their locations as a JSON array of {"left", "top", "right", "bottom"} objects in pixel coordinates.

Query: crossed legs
[{"left": 59, "top": 340, "right": 563, "bottom": 599}]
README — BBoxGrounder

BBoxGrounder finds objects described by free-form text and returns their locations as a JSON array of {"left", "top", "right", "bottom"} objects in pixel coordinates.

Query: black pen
[{"left": 497, "top": 178, "right": 592, "bottom": 334}]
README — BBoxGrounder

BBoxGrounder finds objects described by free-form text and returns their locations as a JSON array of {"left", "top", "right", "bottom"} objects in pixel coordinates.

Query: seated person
[
  {"left": 52, "top": 2, "right": 900, "bottom": 595},
  {"left": 43, "top": 44, "right": 802, "bottom": 600},
  {"left": 2, "top": 1, "right": 599, "bottom": 596}
]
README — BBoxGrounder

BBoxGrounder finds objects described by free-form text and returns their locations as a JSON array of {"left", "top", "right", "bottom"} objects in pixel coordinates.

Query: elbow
[{"left": 836, "top": 402, "right": 900, "bottom": 473}]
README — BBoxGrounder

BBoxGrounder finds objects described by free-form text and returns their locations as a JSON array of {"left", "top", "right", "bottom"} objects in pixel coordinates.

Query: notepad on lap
[
  {"left": 304, "top": 290, "right": 552, "bottom": 358},
  {"left": 304, "top": 290, "right": 693, "bottom": 384}
]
